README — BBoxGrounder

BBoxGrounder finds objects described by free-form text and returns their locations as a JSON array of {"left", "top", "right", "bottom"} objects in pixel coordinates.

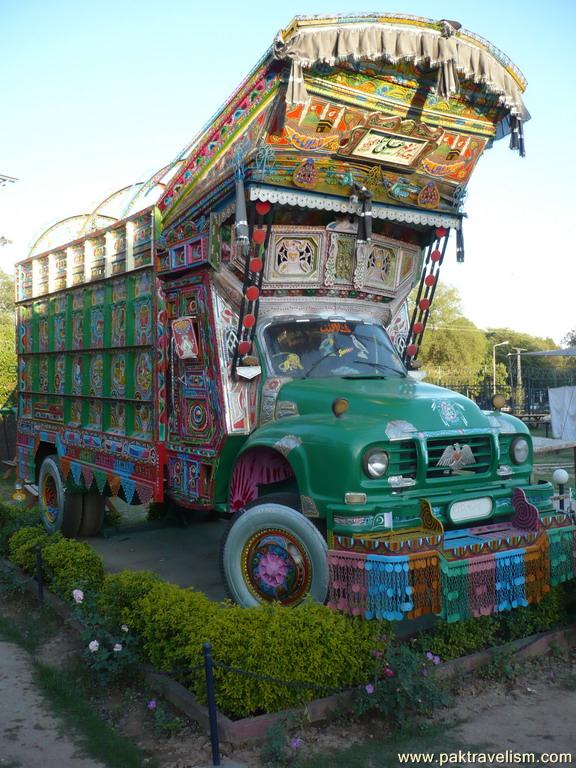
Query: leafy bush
[
  {"left": 0, "top": 509, "right": 43, "bottom": 556},
  {"left": 413, "top": 586, "right": 572, "bottom": 662},
  {"left": 146, "top": 700, "right": 186, "bottom": 737},
  {"left": 136, "top": 582, "right": 221, "bottom": 671},
  {"left": 8, "top": 525, "right": 61, "bottom": 573},
  {"left": 497, "top": 586, "right": 568, "bottom": 641},
  {"left": 354, "top": 644, "right": 451, "bottom": 727},
  {"left": 206, "top": 601, "right": 381, "bottom": 718},
  {"left": 71, "top": 589, "right": 139, "bottom": 685},
  {"left": 42, "top": 538, "right": 104, "bottom": 598},
  {"left": 98, "top": 570, "right": 162, "bottom": 629},
  {"left": 414, "top": 615, "right": 499, "bottom": 661},
  {"left": 0, "top": 501, "right": 20, "bottom": 527}
]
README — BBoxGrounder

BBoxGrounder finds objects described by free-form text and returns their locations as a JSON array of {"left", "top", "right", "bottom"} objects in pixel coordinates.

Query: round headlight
[
  {"left": 364, "top": 449, "right": 389, "bottom": 478},
  {"left": 510, "top": 437, "right": 529, "bottom": 465}
]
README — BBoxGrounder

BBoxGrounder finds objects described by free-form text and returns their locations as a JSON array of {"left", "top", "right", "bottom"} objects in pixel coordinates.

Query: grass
[
  {"left": 34, "top": 662, "right": 156, "bottom": 768},
  {"left": 0, "top": 600, "right": 60, "bottom": 654},
  {"left": 297, "top": 721, "right": 468, "bottom": 768}
]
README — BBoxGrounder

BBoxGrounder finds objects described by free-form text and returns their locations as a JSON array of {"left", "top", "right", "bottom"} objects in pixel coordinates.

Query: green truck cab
[{"left": 16, "top": 14, "right": 575, "bottom": 621}]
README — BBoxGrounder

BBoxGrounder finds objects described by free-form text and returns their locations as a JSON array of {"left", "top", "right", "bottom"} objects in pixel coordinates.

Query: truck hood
[{"left": 277, "top": 376, "right": 491, "bottom": 433}]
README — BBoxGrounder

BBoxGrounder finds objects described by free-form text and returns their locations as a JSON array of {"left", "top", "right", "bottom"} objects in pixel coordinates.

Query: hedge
[{"left": 1, "top": 517, "right": 573, "bottom": 718}]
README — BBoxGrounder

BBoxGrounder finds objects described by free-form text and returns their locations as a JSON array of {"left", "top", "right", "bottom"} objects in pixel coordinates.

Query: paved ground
[
  {"left": 444, "top": 680, "right": 576, "bottom": 757},
  {"left": 0, "top": 641, "right": 105, "bottom": 768},
  {"left": 89, "top": 511, "right": 228, "bottom": 602}
]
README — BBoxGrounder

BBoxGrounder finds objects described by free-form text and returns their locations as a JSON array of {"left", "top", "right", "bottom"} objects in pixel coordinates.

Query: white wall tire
[
  {"left": 38, "top": 456, "right": 83, "bottom": 537},
  {"left": 220, "top": 501, "right": 328, "bottom": 608}
]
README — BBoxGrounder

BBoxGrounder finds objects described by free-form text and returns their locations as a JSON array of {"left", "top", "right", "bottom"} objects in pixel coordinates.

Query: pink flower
[
  {"left": 384, "top": 667, "right": 395, "bottom": 678},
  {"left": 88, "top": 640, "right": 99, "bottom": 653},
  {"left": 433, "top": 655, "right": 441, "bottom": 665},
  {"left": 147, "top": 699, "right": 157, "bottom": 711},
  {"left": 365, "top": 683, "right": 375, "bottom": 694},
  {"left": 257, "top": 553, "right": 289, "bottom": 587},
  {"left": 113, "top": 644, "right": 122, "bottom": 652},
  {"left": 72, "top": 589, "right": 84, "bottom": 604},
  {"left": 426, "top": 651, "right": 434, "bottom": 661},
  {"left": 371, "top": 650, "right": 383, "bottom": 659},
  {"left": 290, "top": 737, "right": 303, "bottom": 749}
]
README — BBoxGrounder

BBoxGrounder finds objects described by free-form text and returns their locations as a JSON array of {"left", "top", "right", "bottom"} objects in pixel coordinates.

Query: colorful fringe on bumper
[{"left": 328, "top": 513, "right": 575, "bottom": 622}]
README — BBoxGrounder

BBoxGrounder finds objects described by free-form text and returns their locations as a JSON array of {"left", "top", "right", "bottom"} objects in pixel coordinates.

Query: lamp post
[{"left": 492, "top": 341, "right": 509, "bottom": 395}]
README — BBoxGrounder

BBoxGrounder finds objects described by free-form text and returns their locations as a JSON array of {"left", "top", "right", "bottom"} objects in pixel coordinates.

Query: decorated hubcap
[
  {"left": 242, "top": 528, "right": 312, "bottom": 605},
  {"left": 42, "top": 475, "right": 59, "bottom": 524}
]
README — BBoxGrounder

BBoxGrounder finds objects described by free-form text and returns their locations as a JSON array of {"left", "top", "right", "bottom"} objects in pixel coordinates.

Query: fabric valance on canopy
[
  {"left": 273, "top": 19, "right": 529, "bottom": 123},
  {"left": 248, "top": 184, "right": 462, "bottom": 230}
]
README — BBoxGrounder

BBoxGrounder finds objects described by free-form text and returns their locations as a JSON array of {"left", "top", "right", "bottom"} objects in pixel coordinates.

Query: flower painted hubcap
[
  {"left": 242, "top": 528, "right": 312, "bottom": 605},
  {"left": 42, "top": 475, "right": 59, "bottom": 524}
]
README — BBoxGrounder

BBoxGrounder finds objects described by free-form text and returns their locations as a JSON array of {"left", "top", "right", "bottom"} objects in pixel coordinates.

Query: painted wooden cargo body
[
  {"left": 16, "top": 14, "right": 575, "bottom": 619},
  {"left": 16, "top": 211, "right": 162, "bottom": 512}
]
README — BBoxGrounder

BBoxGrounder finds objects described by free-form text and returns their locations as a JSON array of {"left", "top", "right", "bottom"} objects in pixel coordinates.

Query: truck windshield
[{"left": 262, "top": 319, "right": 406, "bottom": 379}]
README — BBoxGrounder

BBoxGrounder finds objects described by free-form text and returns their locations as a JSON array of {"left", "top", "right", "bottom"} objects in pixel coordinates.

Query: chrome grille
[{"left": 426, "top": 435, "right": 492, "bottom": 479}]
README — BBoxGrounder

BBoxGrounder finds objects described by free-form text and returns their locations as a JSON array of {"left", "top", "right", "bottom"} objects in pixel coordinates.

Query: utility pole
[
  {"left": 510, "top": 347, "right": 527, "bottom": 414},
  {"left": 492, "top": 340, "right": 509, "bottom": 395}
]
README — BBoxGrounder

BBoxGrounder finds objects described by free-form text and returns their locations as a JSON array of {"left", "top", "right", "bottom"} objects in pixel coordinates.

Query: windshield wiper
[
  {"left": 302, "top": 348, "right": 343, "bottom": 379},
  {"left": 303, "top": 355, "right": 404, "bottom": 380}
]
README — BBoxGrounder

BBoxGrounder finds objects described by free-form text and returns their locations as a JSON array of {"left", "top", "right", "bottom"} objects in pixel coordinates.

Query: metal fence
[{"left": 440, "top": 375, "right": 576, "bottom": 416}]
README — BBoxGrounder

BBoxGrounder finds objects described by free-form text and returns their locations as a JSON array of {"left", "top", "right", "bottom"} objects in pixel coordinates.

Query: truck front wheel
[
  {"left": 38, "top": 456, "right": 83, "bottom": 538},
  {"left": 220, "top": 501, "right": 328, "bottom": 608}
]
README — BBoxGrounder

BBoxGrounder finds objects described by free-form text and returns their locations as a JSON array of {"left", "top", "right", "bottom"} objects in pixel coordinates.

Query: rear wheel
[
  {"left": 38, "top": 456, "right": 83, "bottom": 538},
  {"left": 220, "top": 500, "right": 328, "bottom": 608},
  {"left": 77, "top": 492, "right": 105, "bottom": 537}
]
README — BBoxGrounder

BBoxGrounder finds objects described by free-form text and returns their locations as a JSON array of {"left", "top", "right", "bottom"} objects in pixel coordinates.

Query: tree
[
  {"left": 563, "top": 329, "right": 576, "bottom": 347},
  {"left": 0, "top": 270, "right": 15, "bottom": 322},
  {"left": 0, "top": 271, "right": 16, "bottom": 405},
  {"left": 413, "top": 284, "right": 487, "bottom": 385},
  {"left": 484, "top": 328, "right": 566, "bottom": 382}
]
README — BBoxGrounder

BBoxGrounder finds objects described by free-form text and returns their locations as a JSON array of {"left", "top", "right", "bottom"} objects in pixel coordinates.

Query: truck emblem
[{"left": 437, "top": 443, "right": 475, "bottom": 470}]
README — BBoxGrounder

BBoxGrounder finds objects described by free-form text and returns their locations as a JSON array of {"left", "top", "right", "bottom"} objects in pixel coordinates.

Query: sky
[{"left": 1, "top": 0, "right": 575, "bottom": 344}]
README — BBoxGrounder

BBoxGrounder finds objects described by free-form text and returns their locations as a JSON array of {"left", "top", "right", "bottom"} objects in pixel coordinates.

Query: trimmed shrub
[
  {"left": 0, "top": 509, "right": 43, "bottom": 556},
  {"left": 8, "top": 525, "right": 61, "bottom": 573},
  {"left": 137, "top": 582, "right": 221, "bottom": 671},
  {"left": 99, "top": 570, "right": 162, "bottom": 629},
  {"left": 415, "top": 615, "right": 500, "bottom": 661},
  {"left": 42, "top": 538, "right": 104, "bottom": 599},
  {"left": 496, "top": 586, "right": 568, "bottom": 641},
  {"left": 205, "top": 601, "right": 381, "bottom": 718},
  {"left": 0, "top": 501, "right": 19, "bottom": 527}
]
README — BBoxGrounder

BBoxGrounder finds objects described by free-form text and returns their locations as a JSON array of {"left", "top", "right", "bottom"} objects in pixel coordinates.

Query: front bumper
[
  {"left": 326, "top": 485, "right": 575, "bottom": 623},
  {"left": 327, "top": 482, "right": 555, "bottom": 537}
]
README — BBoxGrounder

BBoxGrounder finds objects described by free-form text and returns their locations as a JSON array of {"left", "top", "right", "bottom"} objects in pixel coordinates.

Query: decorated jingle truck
[{"left": 16, "top": 13, "right": 576, "bottom": 622}]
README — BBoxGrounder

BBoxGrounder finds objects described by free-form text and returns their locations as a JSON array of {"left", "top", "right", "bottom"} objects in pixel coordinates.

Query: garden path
[{"left": 0, "top": 640, "right": 105, "bottom": 768}]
